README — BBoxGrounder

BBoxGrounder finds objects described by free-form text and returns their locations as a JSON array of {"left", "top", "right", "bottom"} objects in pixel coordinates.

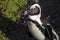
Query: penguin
[
  {"left": 26, "top": 4, "right": 59, "bottom": 40},
  {"left": 23, "top": 0, "right": 59, "bottom": 40}
]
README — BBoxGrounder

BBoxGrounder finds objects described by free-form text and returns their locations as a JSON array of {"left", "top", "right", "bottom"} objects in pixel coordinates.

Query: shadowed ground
[{"left": 0, "top": 12, "right": 36, "bottom": 40}]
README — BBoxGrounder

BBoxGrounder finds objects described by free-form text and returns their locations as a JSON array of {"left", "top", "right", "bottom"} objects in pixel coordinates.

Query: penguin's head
[
  {"left": 23, "top": 4, "right": 41, "bottom": 22},
  {"left": 28, "top": 4, "right": 41, "bottom": 15},
  {"left": 27, "top": 4, "right": 41, "bottom": 21}
]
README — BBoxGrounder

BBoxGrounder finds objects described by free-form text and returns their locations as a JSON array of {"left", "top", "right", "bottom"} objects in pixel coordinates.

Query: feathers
[{"left": 23, "top": 2, "right": 59, "bottom": 40}]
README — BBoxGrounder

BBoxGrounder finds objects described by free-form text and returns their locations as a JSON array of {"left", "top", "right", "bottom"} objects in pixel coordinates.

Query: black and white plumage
[
  {"left": 23, "top": 1, "right": 59, "bottom": 40},
  {"left": 27, "top": 4, "right": 45, "bottom": 40}
]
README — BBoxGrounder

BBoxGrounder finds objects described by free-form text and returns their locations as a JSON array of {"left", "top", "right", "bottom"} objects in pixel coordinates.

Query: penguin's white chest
[{"left": 28, "top": 21, "right": 45, "bottom": 40}]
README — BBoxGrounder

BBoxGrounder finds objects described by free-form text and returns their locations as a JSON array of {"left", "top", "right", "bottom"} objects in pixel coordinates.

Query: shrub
[{"left": 0, "top": 0, "right": 28, "bottom": 21}]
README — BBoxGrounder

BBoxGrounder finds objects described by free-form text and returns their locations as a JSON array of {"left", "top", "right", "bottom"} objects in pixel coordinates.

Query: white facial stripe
[
  {"left": 30, "top": 4, "right": 41, "bottom": 9},
  {"left": 30, "top": 4, "right": 41, "bottom": 15},
  {"left": 29, "top": 4, "right": 41, "bottom": 21},
  {"left": 27, "top": 3, "right": 59, "bottom": 40},
  {"left": 28, "top": 4, "right": 45, "bottom": 29}
]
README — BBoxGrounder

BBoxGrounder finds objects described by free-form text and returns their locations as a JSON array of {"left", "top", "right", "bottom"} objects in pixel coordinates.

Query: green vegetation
[
  {"left": 0, "top": 0, "right": 28, "bottom": 21},
  {"left": 0, "top": 31, "right": 9, "bottom": 40},
  {"left": 0, "top": 0, "right": 28, "bottom": 40}
]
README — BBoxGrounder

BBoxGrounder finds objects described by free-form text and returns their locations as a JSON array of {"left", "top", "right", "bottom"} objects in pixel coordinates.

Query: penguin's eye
[{"left": 28, "top": 7, "right": 40, "bottom": 15}]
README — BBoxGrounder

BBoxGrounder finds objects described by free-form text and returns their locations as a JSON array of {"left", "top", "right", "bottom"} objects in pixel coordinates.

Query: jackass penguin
[{"left": 23, "top": 1, "right": 59, "bottom": 40}]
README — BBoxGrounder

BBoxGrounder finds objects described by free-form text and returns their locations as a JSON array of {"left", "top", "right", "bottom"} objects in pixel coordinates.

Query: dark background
[{"left": 0, "top": 0, "right": 60, "bottom": 40}]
